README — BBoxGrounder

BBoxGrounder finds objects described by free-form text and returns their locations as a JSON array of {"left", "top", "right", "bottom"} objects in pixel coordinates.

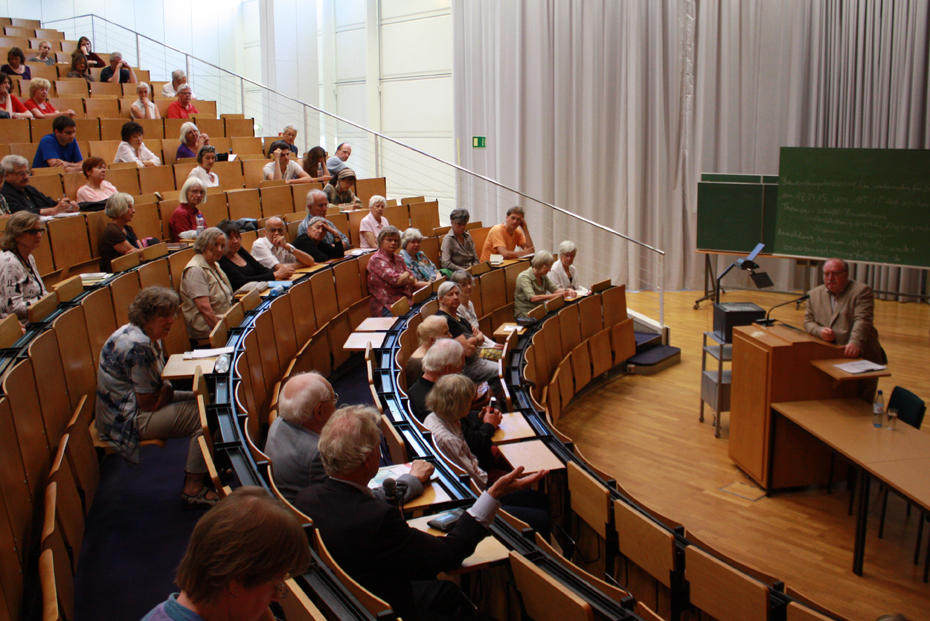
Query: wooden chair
[
  {"left": 278, "top": 578, "right": 327, "bottom": 621},
  {"left": 4, "top": 359, "right": 51, "bottom": 503},
  {"left": 0, "top": 312, "right": 22, "bottom": 348},
  {"left": 508, "top": 551, "right": 594, "bottom": 621},
  {"left": 27, "top": 330, "right": 73, "bottom": 453},
  {"left": 48, "top": 435, "right": 85, "bottom": 572},
  {"left": 197, "top": 435, "right": 224, "bottom": 493},
  {"left": 684, "top": 544, "right": 771, "bottom": 621},
  {"left": 0, "top": 397, "right": 33, "bottom": 580},
  {"left": 39, "top": 485, "right": 75, "bottom": 621},
  {"left": 533, "top": 532, "right": 631, "bottom": 604},
  {"left": 267, "top": 464, "right": 313, "bottom": 525},
  {"left": 110, "top": 251, "right": 140, "bottom": 273},
  {"left": 312, "top": 528, "right": 396, "bottom": 618},
  {"left": 79, "top": 286, "right": 117, "bottom": 364},
  {"left": 566, "top": 460, "right": 612, "bottom": 571},
  {"left": 569, "top": 342, "right": 593, "bottom": 394},
  {"left": 64, "top": 395, "right": 100, "bottom": 516},
  {"left": 589, "top": 328, "right": 613, "bottom": 377},
  {"left": 380, "top": 415, "right": 408, "bottom": 465},
  {"left": 51, "top": 306, "right": 97, "bottom": 412}
]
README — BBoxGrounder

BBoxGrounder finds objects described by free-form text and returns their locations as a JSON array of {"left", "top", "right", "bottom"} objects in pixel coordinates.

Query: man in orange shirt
[
  {"left": 479, "top": 206, "right": 535, "bottom": 261},
  {"left": 165, "top": 84, "right": 199, "bottom": 119}
]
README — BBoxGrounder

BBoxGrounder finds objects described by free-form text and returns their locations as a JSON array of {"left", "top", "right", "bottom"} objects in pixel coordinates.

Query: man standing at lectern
[{"left": 804, "top": 258, "right": 885, "bottom": 365}]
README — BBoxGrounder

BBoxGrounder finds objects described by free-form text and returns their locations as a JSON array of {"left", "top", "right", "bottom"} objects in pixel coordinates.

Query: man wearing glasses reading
[
  {"left": 249, "top": 216, "right": 315, "bottom": 271},
  {"left": 804, "top": 257, "right": 885, "bottom": 365},
  {"left": 0, "top": 154, "right": 78, "bottom": 215}
]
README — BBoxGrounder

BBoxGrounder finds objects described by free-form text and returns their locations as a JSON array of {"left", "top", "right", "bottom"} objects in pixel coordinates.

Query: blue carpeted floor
[{"left": 73, "top": 360, "right": 372, "bottom": 620}]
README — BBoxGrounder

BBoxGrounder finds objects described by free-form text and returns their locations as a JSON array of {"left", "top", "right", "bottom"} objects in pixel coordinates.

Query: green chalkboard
[
  {"left": 696, "top": 174, "right": 778, "bottom": 253},
  {"left": 774, "top": 148, "right": 930, "bottom": 267}
]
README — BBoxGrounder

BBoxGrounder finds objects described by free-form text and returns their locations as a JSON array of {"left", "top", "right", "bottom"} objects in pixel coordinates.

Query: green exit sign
[{"left": 472, "top": 136, "right": 486, "bottom": 148}]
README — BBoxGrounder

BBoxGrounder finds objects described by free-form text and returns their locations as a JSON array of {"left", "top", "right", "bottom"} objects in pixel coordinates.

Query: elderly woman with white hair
[
  {"left": 293, "top": 216, "right": 346, "bottom": 262},
  {"left": 400, "top": 227, "right": 439, "bottom": 282},
  {"left": 435, "top": 281, "right": 500, "bottom": 383},
  {"left": 404, "top": 314, "right": 452, "bottom": 387},
  {"left": 24, "top": 78, "right": 76, "bottom": 118},
  {"left": 176, "top": 121, "right": 209, "bottom": 160},
  {"left": 359, "top": 193, "right": 388, "bottom": 249},
  {"left": 513, "top": 250, "right": 571, "bottom": 319},
  {"left": 170, "top": 177, "right": 208, "bottom": 242},
  {"left": 0, "top": 211, "right": 47, "bottom": 322},
  {"left": 98, "top": 192, "right": 144, "bottom": 272},
  {"left": 180, "top": 227, "right": 233, "bottom": 342},
  {"left": 130, "top": 81, "right": 160, "bottom": 119},
  {"left": 549, "top": 240, "right": 589, "bottom": 296},
  {"left": 449, "top": 270, "right": 497, "bottom": 349}
]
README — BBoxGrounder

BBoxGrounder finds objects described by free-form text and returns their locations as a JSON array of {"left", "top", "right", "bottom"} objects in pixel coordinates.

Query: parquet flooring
[{"left": 558, "top": 289, "right": 930, "bottom": 621}]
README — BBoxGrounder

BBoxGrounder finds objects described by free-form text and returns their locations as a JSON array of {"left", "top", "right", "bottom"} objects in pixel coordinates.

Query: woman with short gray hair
[
  {"left": 99, "top": 192, "right": 143, "bottom": 271},
  {"left": 0, "top": 211, "right": 47, "bottom": 321},
  {"left": 400, "top": 227, "right": 439, "bottom": 282},
  {"left": 514, "top": 250, "right": 571, "bottom": 319},
  {"left": 177, "top": 121, "right": 209, "bottom": 160},
  {"left": 449, "top": 270, "right": 497, "bottom": 349},
  {"left": 436, "top": 281, "right": 500, "bottom": 383},
  {"left": 359, "top": 193, "right": 389, "bottom": 249},
  {"left": 180, "top": 227, "right": 233, "bottom": 341},
  {"left": 549, "top": 239, "right": 589, "bottom": 295},
  {"left": 169, "top": 177, "right": 208, "bottom": 242},
  {"left": 440, "top": 208, "right": 478, "bottom": 272},
  {"left": 97, "top": 286, "right": 217, "bottom": 506},
  {"left": 366, "top": 225, "right": 428, "bottom": 316}
]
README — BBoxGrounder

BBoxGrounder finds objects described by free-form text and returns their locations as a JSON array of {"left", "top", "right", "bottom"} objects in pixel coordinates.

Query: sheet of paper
[
  {"left": 183, "top": 346, "right": 234, "bottom": 359},
  {"left": 834, "top": 360, "right": 886, "bottom": 374}
]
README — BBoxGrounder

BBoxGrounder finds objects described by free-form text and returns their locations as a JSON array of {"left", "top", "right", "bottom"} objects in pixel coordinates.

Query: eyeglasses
[
  {"left": 26, "top": 228, "right": 45, "bottom": 235},
  {"left": 267, "top": 227, "right": 285, "bottom": 234}
]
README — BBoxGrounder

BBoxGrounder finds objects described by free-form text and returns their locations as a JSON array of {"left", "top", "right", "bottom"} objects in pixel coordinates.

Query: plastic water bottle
[
  {"left": 195, "top": 213, "right": 206, "bottom": 237},
  {"left": 872, "top": 390, "right": 884, "bottom": 428}
]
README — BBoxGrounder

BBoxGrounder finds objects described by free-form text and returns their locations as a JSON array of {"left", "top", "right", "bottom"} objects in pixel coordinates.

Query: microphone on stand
[{"left": 754, "top": 293, "right": 810, "bottom": 327}]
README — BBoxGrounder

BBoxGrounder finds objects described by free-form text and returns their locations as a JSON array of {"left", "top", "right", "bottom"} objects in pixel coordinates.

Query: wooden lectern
[{"left": 729, "top": 324, "right": 877, "bottom": 490}]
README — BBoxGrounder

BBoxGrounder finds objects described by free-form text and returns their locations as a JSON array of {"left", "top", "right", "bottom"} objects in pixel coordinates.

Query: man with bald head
[
  {"left": 296, "top": 188, "right": 350, "bottom": 247},
  {"left": 804, "top": 258, "right": 884, "bottom": 364},
  {"left": 249, "top": 216, "right": 315, "bottom": 271},
  {"left": 266, "top": 371, "right": 432, "bottom": 503}
]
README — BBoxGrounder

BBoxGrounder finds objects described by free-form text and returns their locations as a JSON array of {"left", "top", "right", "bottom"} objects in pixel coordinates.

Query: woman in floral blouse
[
  {"left": 365, "top": 226, "right": 429, "bottom": 316},
  {"left": 400, "top": 227, "right": 439, "bottom": 282},
  {"left": 0, "top": 211, "right": 47, "bottom": 322}
]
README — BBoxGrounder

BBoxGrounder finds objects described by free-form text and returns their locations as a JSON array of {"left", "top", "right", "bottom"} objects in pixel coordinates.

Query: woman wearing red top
[
  {"left": 24, "top": 78, "right": 76, "bottom": 118},
  {"left": 0, "top": 74, "right": 32, "bottom": 119},
  {"left": 170, "top": 178, "right": 208, "bottom": 242},
  {"left": 165, "top": 84, "right": 199, "bottom": 119}
]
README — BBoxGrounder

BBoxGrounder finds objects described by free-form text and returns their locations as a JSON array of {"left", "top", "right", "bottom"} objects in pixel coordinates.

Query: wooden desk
[
  {"left": 491, "top": 413, "right": 536, "bottom": 444},
  {"left": 497, "top": 439, "right": 565, "bottom": 473},
  {"left": 408, "top": 514, "right": 509, "bottom": 571},
  {"left": 492, "top": 323, "right": 526, "bottom": 343},
  {"left": 162, "top": 354, "right": 215, "bottom": 379},
  {"left": 810, "top": 358, "right": 891, "bottom": 383},
  {"left": 355, "top": 316, "right": 398, "bottom": 332},
  {"left": 343, "top": 331, "right": 386, "bottom": 351},
  {"left": 293, "top": 264, "right": 329, "bottom": 276},
  {"left": 772, "top": 398, "right": 930, "bottom": 575}
]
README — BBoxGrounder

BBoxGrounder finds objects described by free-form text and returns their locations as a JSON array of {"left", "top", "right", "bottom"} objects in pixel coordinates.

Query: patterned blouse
[
  {"left": 423, "top": 413, "right": 487, "bottom": 489},
  {"left": 401, "top": 249, "right": 438, "bottom": 282},
  {"left": 95, "top": 324, "right": 165, "bottom": 463},
  {"left": 366, "top": 249, "right": 415, "bottom": 316},
  {"left": 0, "top": 250, "right": 47, "bottom": 321}
]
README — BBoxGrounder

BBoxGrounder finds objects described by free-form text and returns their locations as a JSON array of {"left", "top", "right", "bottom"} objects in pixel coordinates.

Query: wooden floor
[{"left": 557, "top": 289, "right": 930, "bottom": 621}]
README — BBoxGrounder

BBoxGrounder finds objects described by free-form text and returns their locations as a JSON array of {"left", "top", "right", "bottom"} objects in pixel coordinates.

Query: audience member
[
  {"left": 165, "top": 84, "right": 198, "bottom": 119},
  {"left": 479, "top": 205, "right": 535, "bottom": 261},
  {"left": 0, "top": 211, "right": 47, "bottom": 321},
  {"left": 1, "top": 47, "right": 30, "bottom": 80},
  {"left": 406, "top": 315, "right": 453, "bottom": 380},
  {"left": 216, "top": 219, "right": 293, "bottom": 291},
  {"left": 0, "top": 154, "right": 77, "bottom": 215},
  {"left": 161, "top": 69, "right": 191, "bottom": 98},
  {"left": 358, "top": 194, "right": 388, "bottom": 248},
  {"left": 99, "top": 51, "right": 136, "bottom": 83},
  {"left": 436, "top": 281, "right": 500, "bottom": 383},
  {"left": 366, "top": 226, "right": 427, "bottom": 316},
  {"left": 67, "top": 52, "right": 93, "bottom": 83},
  {"left": 76, "top": 157, "right": 118, "bottom": 203},
  {"left": 176, "top": 122, "right": 209, "bottom": 160},
  {"left": 169, "top": 177, "right": 208, "bottom": 242},
  {"left": 0, "top": 73, "right": 31, "bottom": 119},
  {"left": 98, "top": 192, "right": 143, "bottom": 272},
  {"left": 296, "top": 188, "right": 349, "bottom": 246},
  {"left": 400, "top": 227, "right": 439, "bottom": 282},
  {"left": 441, "top": 208, "right": 478, "bottom": 272},
  {"left": 549, "top": 240, "right": 589, "bottom": 295},
  {"left": 250, "top": 216, "right": 314, "bottom": 270},
  {"left": 293, "top": 216, "right": 346, "bottom": 262},
  {"left": 25, "top": 78, "right": 76, "bottom": 118},
  {"left": 33, "top": 115, "right": 83, "bottom": 171},
  {"left": 424, "top": 374, "right": 550, "bottom": 536},
  {"left": 325, "top": 142, "right": 351, "bottom": 178},
  {"left": 514, "top": 250, "right": 571, "bottom": 319},
  {"left": 449, "top": 270, "right": 497, "bottom": 348},
  {"left": 114, "top": 121, "right": 161, "bottom": 167},
  {"left": 279, "top": 125, "right": 299, "bottom": 155},
  {"left": 295, "top": 404, "right": 543, "bottom": 621},
  {"left": 142, "top": 487, "right": 310, "bottom": 621},
  {"left": 263, "top": 139, "right": 311, "bottom": 184},
  {"left": 96, "top": 287, "right": 217, "bottom": 506},
  {"left": 323, "top": 168, "right": 361, "bottom": 209},
  {"left": 77, "top": 37, "right": 105, "bottom": 67},
  {"left": 180, "top": 228, "right": 233, "bottom": 341},
  {"left": 301, "top": 145, "right": 331, "bottom": 184},
  {"left": 28, "top": 41, "right": 55, "bottom": 66},
  {"left": 130, "top": 81, "right": 160, "bottom": 119},
  {"left": 187, "top": 146, "right": 220, "bottom": 188}
]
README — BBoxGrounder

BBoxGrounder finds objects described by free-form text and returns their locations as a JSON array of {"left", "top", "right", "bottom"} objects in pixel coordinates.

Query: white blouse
[
  {"left": 114, "top": 141, "right": 161, "bottom": 167},
  {"left": 187, "top": 166, "right": 220, "bottom": 188}
]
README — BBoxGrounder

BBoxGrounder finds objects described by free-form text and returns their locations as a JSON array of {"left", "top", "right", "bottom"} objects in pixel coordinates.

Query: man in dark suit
[{"left": 295, "top": 404, "right": 544, "bottom": 621}]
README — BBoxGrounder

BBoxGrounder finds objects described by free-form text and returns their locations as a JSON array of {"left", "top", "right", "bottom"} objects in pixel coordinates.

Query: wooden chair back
[
  {"left": 684, "top": 544, "right": 771, "bottom": 621},
  {"left": 508, "top": 551, "right": 594, "bottom": 621},
  {"left": 312, "top": 528, "right": 395, "bottom": 617}
]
